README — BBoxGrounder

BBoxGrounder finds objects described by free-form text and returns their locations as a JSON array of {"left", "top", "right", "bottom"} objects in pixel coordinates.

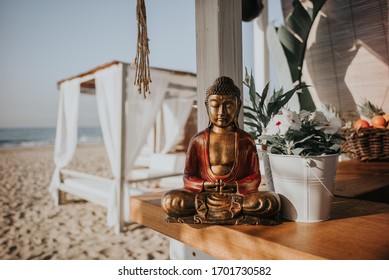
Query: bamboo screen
[{"left": 282, "top": 0, "right": 388, "bottom": 119}]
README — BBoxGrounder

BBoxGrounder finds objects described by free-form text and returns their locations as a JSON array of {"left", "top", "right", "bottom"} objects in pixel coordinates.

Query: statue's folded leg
[
  {"left": 242, "top": 191, "right": 281, "bottom": 218},
  {"left": 161, "top": 189, "right": 197, "bottom": 218},
  {"left": 161, "top": 190, "right": 281, "bottom": 225}
]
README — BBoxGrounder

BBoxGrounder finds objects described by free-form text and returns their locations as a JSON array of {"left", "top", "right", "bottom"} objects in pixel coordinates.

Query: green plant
[
  {"left": 357, "top": 99, "right": 385, "bottom": 119},
  {"left": 243, "top": 69, "right": 305, "bottom": 140},
  {"left": 243, "top": 69, "right": 344, "bottom": 156}
]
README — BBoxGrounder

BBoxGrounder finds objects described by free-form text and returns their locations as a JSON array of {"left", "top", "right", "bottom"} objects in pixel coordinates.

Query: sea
[{"left": 0, "top": 127, "right": 103, "bottom": 148}]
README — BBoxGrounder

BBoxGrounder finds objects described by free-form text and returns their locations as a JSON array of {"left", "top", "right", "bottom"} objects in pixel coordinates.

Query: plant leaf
[
  {"left": 267, "top": 84, "right": 307, "bottom": 116},
  {"left": 244, "top": 121, "right": 261, "bottom": 130},
  {"left": 243, "top": 105, "right": 258, "bottom": 115},
  {"left": 259, "top": 82, "right": 270, "bottom": 110},
  {"left": 243, "top": 111, "right": 259, "bottom": 122},
  {"left": 293, "top": 134, "right": 315, "bottom": 144},
  {"left": 278, "top": 0, "right": 327, "bottom": 83},
  {"left": 292, "top": 147, "right": 305, "bottom": 155}
]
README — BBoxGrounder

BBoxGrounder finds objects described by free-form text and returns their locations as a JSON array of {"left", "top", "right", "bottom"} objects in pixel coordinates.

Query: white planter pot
[{"left": 268, "top": 153, "right": 339, "bottom": 222}]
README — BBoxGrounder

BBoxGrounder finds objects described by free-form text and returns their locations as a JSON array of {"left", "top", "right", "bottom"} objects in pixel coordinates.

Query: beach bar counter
[{"left": 130, "top": 160, "right": 389, "bottom": 260}]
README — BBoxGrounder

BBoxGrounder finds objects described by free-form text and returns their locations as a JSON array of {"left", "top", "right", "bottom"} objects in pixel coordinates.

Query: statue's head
[{"left": 205, "top": 76, "right": 242, "bottom": 129}]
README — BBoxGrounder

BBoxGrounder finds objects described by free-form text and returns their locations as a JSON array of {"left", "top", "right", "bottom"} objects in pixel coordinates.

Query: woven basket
[{"left": 341, "top": 128, "right": 389, "bottom": 162}]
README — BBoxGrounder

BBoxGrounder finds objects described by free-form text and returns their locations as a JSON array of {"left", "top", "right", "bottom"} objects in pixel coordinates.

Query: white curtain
[
  {"left": 95, "top": 65, "right": 122, "bottom": 176},
  {"left": 124, "top": 67, "right": 170, "bottom": 171},
  {"left": 49, "top": 78, "right": 81, "bottom": 203},
  {"left": 95, "top": 65, "right": 122, "bottom": 226},
  {"left": 159, "top": 98, "right": 193, "bottom": 154},
  {"left": 123, "top": 68, "right": 169, "bottom": 222},
  {"left": 95, "top": 66, "right": 169, "bottom": 224},
  {"left": 95, "top": 65, "right": 170, "bottom": 175}
]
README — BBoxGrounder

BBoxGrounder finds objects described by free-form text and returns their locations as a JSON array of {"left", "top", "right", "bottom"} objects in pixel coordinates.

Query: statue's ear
[
  {"left": 233, "top": 97, "right": 242, "bottom": 128},
  {"left": 205, "top": 100, "right": 212, "bottom": 127},
  {"left": 237, "top": 98, "right": 242, "bottom": 111}
]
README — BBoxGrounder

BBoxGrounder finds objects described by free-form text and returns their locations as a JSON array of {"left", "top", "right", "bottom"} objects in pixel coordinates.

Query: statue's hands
[
  {"left": 203, "top": 180, "right": 237, "bottom": 193},
  {"left": 203, "top": 181, "right": 220, "bottom": 193},
  {"left": 219, "top": 181, "right": 237, "bottom": 193}
]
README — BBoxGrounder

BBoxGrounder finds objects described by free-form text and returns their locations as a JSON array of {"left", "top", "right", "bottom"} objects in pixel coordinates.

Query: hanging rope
[{"left": 133, "top": 0, "right": 151, "bottom": 98}]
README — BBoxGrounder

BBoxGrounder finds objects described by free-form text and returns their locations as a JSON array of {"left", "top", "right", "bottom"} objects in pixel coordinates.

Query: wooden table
[
  {"left": 130, "top": 160, "right": 389, "bottom": 260},
  {"left": 334, "top": 160, "right": 389, "bottom": 198}
]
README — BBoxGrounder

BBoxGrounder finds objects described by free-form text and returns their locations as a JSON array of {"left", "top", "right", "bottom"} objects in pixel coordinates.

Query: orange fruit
[
  {"left": 371, "top": 115, "right": 387, "bottom": 128},
  {"left": 354, "top": 119, "right": 370, "bottom": 129}
]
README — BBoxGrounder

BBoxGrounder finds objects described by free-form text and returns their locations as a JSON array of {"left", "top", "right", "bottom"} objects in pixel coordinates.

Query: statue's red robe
[{"left": 183, "top": 128, "right": 261, "bottom": 195}]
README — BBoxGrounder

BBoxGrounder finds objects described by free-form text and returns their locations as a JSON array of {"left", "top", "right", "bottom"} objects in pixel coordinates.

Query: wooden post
[
  {"left": 195, "top": 0, "right": 243, "bottom": 130},
  {"left": 115, "top": 63, "right": 127, "bottom": 234},
  {"left": 155, "top": 110, "right": 163, "bottom": 153},
  {"left": 167, "top": 0, "right": 244, "bottom": 259}
]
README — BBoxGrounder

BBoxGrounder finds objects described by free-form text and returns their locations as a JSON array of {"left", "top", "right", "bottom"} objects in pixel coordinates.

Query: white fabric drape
[
  {"left": 123, "top": 68, "right": 169, "bottom": 222},
  {"left": 49, "top": 79, "right": 81, "bottom": 203},
  {"left": 49, "top": 63, "right": 192, "bottom": 228},
  {"left": 124, "top": 68, "right": 170, "bottom": 171},
  {"left": 95, "top": 66, "right": 169, "bottom": 224},
  {"left": 159, "top": 98, "right": 193, "bottom": 154},
  {"left": 95, "top": 65, "right": 122, "bottom": 226},
  {"left": 95, "top": 65, "right": 122, "bottom": 176}
]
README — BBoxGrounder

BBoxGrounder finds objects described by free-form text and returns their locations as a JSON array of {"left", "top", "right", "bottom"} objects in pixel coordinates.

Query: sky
[{"left": 0, "top": 0, "right": 254, "bottom": 128}]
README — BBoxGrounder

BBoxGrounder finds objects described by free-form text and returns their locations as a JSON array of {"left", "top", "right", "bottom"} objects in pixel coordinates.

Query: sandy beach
[{"left": 0, "top": 144, "right": 169, "bottom": 260}]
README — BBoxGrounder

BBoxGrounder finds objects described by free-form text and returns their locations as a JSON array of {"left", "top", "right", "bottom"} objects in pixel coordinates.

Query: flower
[
  {"left": 314, "top": 115, "right": 342, "bottom": 134},
  {"left": 282, "top": 108, "right": 302, "bottom": 130},
  {"left": 265, "top": 114, "right": 290, "bottom": 135},
  {"left": 260, "top": 108, "right": 344, "bottom": 156},
  {"left": 309, "top": 110, "right": 328, "bottom": 124},
  {"left": 265, "top": 109, "right": 301, "bottom": 136}
]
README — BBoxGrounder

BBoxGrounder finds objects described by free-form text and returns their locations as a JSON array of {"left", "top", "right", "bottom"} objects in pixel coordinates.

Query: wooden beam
[
  {"left": 57, "top": 61, "right": 121, "bottom": 87},
  {"left": 57, "top": 60, "right": 196, "bottom": 89},
  {"left": 195, "top": 0, "right": 243, "bottom": 130}
]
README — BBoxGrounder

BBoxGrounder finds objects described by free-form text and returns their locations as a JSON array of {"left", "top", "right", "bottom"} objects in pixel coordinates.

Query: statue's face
[{"left": 206, "top": 94, "right": 238, "bottom": 128}]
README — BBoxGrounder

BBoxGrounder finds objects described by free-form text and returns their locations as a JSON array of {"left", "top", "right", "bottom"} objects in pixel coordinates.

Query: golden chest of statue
[{"left": 209, "top": 131, "right": 235, "bottom": 176}]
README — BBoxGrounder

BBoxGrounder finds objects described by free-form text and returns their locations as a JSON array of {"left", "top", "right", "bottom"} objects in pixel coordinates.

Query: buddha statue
[{"left": 161, "top": 76, "right": 281, "bottom": 225}]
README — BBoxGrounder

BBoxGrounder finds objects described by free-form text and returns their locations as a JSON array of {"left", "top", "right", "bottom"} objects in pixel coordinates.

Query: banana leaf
[
  {"left": 279, "top": 0, "right": 327, "bottom": 84},
  {"left": 267, "top": 0, "right": 326, "bottom": 111}
]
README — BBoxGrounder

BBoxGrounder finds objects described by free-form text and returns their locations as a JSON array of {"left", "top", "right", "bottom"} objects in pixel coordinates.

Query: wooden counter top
[
  {"left": 130, "top": 192, "right": 389, "bottom": 260},
  {"left": 334, "top": 160, "right": 389, "bottom": 198},
  {"left": 130, "top": 160, "right": 389, "bottom": 259}
]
